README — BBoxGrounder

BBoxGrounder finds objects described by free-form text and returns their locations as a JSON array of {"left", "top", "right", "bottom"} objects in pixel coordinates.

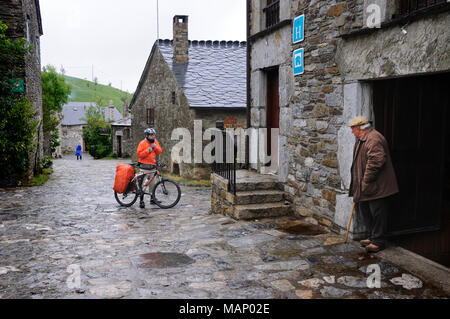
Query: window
[
  {"left": 146, "top": 108, "right": 155, "bottom": 126},
  {"left": 263, "top": 0, "right": 280, "bottom": 29},
  {"left": 124, "top": 128, "right": 130, "bottom": 139},
  {"left": 26, "top": 15, "right": 30, "bottom": 46},
  {"left": 172, "top": 91, "right": 176, "bottom": 104},
  {"left": 399, "top": 0, "right": 447, "bottom": 16}
]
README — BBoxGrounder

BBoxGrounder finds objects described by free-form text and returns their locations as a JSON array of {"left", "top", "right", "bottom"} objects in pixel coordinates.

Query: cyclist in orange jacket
[{"left": 136, "top": 128, "right": 162, "bottom": 208}]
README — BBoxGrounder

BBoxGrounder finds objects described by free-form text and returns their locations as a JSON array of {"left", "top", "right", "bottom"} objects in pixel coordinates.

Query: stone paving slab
[{"left": 0, "top": 155, "right": 448, "bottom": 299}]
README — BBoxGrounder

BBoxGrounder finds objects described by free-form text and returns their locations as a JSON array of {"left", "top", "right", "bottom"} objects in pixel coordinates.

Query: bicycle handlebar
[{"left": 130, "top": 162, "right": 166, "bottom": 168}]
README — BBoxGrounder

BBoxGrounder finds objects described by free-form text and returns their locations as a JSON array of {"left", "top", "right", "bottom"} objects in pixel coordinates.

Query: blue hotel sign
[
  {"left": 293, "top": 14, "right": 305, "bottom": 43},
  {"left": 293, "top": 15, "right": 305, "bottom": 76},
  {"left": 293, "top": 48, "right": 304, "bottom": 76}
]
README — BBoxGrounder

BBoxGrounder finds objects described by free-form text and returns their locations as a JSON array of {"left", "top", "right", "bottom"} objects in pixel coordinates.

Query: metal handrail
[{"left": 211, "top": 123, "right": 237, "bottom": 195}]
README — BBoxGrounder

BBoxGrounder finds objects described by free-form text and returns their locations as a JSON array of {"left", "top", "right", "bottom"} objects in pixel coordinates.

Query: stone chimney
[
  {"left": 173, "top": 15, "right": 189, "bottom": 63},
  {"left": 108, "top": 106, "right": 114, "bottom": 122},
  {"left": 123, "top": 100, "right": 129, "bottom": 118}
]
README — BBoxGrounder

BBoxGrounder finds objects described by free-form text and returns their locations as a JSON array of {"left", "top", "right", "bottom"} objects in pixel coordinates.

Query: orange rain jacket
[{"left": 137, "top": 139, "right": 162, "bottom": 165}]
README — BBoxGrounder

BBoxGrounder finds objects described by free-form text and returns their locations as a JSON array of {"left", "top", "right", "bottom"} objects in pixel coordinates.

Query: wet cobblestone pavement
[{"left": 0, "top": 156, "right": 448, "bottom": 299}]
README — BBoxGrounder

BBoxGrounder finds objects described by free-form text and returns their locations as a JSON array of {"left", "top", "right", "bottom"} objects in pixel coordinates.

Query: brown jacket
[{"left": 349, "top": 128, "right": 399, "bottom": 203}]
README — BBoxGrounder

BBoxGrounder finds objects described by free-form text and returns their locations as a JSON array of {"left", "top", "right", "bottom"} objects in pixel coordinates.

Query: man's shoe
[
  {"left": 365, "top": 243, "right": 382, "bottom": 253},
  {"left": 139, "top": 201, "right": 145, "bottom": 208},
  {"left": 360, "top": 239, "right": 371, "bottom": 247}
]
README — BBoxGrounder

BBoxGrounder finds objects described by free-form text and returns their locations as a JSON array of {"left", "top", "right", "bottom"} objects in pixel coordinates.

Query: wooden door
[
  {"left": 372, "top": 73, "right": 450, "bottom": 266},
  {"left": 266, "top": 68, "right": 279, "bottom": 166},
  {"left": 117, "top": 135, "right": 122, "bottom": 158}
]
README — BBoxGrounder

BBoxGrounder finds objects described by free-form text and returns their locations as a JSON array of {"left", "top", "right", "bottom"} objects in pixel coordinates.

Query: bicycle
[{"left": 114, "top": 162, "right": 181, "bottom": 209}]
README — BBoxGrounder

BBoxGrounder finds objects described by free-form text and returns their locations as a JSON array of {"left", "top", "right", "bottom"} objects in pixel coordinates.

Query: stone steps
[
  {"left": 212, "top": 170, "right": 291, "bottom": 220},
  {"left": 234, "top": 190, "right": 285, "bottom": 205},
  {"left": 233, "top": 202, "right": 291, "bottom": 220},
  {"left": 235, "top": 180, "right": 283, "bottom": 192}
]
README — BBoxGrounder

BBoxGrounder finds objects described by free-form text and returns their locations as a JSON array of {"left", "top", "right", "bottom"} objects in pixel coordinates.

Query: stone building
[
  {"left": 213, "top": 0, "right": 450, "bottom": 266},
  {"left": 0, "top": 0, "right": 44, "bottom": 181},
  {"left": 60, "top": 102, "right": 122, "bottom": 154},
  {"left": 129, "top": 15, "right": 247, "bottom": 179},
  {"left": 111, "top": 118, "right": 132, "bottom": 158}
]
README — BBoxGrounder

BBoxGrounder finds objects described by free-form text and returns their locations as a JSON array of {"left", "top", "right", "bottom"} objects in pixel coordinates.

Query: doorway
[
  {"left": 265, "top": 68, "right": 279, "bottom": 171},
  {"left": 372, "top": 72, "right": 450, "bottom": 266},
  {"left": 117, "top": 135, "right": 122, "bottom": 158}
]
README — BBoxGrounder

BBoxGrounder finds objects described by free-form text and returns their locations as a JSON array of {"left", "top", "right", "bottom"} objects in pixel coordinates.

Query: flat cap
[{"left": 348, "top": 116, "right": 369, "bottom": 128}]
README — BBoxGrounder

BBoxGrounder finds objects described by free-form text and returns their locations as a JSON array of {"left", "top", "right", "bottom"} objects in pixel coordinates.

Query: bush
[
  {"left": 0, "top": 19, "right": 38, "bottom": 186},
  {"left": 41, "top": 157, "right": 53, "bottom": 169},
  {"left": 82, "top": 104, "right": 112, "bottom": 159}
]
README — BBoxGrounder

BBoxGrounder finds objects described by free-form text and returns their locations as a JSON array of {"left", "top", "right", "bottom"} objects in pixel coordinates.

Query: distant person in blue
[{"left": 75, "top": 144, "right": 83, "bottom": 160}]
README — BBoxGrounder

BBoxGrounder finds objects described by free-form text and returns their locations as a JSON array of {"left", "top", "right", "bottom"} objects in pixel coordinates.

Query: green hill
[{"left": 64, "top": 75, "right": 133, "bottom": 114}]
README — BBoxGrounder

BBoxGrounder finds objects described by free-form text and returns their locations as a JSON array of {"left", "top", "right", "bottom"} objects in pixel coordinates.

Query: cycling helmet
[{"left": 144, "top": 128, "right": 156, "bottom": 136}]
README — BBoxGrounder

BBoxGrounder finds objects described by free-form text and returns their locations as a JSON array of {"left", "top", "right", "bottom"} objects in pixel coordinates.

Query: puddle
[
  {"left": 137, "top": 252, "right": 195, "bottom": 269},
  {"left": 272, "top": 249, "right": 303, "bottom": 260},
  {"left": 277, "top": 223, "right": 328, "bottom": 236}
]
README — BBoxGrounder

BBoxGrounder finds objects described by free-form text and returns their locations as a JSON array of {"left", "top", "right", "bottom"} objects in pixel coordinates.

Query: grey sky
[{"left": 39, "top": 0, "right": 246, "bottom": 94}]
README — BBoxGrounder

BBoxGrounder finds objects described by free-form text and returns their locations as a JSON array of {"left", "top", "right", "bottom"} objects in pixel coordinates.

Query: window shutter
[{"left": 147, "top": 108, "right": 155, "bottom": 126}]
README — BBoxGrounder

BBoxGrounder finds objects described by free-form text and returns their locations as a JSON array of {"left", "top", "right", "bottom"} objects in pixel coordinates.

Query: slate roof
[
  {"left": 131, "top": 39, "right": 247, "bottom": 109},
  {"left": 61, "top": 102, "right": 123, "bottom": 126},
  {"left": 111, "top": 118, "right": 131, "bottom": 127}
]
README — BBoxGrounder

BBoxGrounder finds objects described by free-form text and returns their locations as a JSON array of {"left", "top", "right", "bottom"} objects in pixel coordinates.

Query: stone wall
[
  {"left": 249, "top": 0, "right": 450, "bottom": 234},
  {"left": 336, "top": 10, "right": 450, "bottom": 81},
  {"left": 288, "top": 0, "right": 366, "bottom": 229},
  {"left": 61, "top": 125, "right": 83, "bottom": 154},
  {"left": 0, "top": 0, "right": 44, "bottom": 181},
  {"left": 210, "top": 173, "right": 234, "bottom": 218}
]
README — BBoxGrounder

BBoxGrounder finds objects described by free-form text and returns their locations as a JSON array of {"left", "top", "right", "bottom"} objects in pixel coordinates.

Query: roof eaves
[
  {"left": 35, "top": 0, "right": 43, "bottom": 35},
  {"left": 189, "top": 105, "right": 246, "bottom": 110},
  {"left": 129, "top": 41, "right": 160, "bottom": 109}
]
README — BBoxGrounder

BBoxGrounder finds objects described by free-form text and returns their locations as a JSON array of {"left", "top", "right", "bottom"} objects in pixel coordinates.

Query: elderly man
[{"left": 348, "top": 116, "right": 399, "bottom": 253}]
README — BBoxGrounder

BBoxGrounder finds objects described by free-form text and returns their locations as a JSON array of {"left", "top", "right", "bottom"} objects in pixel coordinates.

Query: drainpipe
[{"left": 245, "top": 0, "right": 251, "bottom": 169}]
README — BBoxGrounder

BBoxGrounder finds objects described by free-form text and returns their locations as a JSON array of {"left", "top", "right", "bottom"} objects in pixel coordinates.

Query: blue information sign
[
  {"left": 293, "top": 14, "right": 305, "bottom": 44},
  {"left": 293, "top": 48, "right": 304, "bottom": 76}
]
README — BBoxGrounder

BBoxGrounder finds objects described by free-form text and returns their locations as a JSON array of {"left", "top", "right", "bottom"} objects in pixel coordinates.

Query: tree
[
  {"left": 41, "top": 65, "right": 71, "bottom": 156},
  {"left": 93, "top": 94, "right": 108, "bottom": 107},
  {"left": 82, "top": 104, "right": 112, "bottom": 159},
  {"left": 0, "top": 19, "right": 38, "bottom": 186}
]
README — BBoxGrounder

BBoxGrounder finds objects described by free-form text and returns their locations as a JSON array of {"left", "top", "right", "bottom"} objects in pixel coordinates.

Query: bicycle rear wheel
[
  {"left": 152, "top": 179, "right": 181, "bottom": 209},
  {"left": 114, "top": 181, "right": 139, "bottom": 207}
]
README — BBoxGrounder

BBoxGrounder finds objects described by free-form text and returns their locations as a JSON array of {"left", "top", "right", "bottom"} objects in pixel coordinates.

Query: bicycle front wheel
[
  {"left": 152, "top": 179, "right": 181, "bottom": 209},
  {"left": 114, "top": 181, "right": 139, "bottom": 207}
]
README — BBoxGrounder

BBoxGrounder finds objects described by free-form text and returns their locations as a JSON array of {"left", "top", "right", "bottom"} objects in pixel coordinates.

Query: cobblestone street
[{"left": 0, "top": 156, "right": 448, "bottom": 299}]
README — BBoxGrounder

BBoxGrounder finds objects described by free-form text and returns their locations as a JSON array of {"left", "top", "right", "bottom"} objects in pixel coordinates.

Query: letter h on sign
[{"left": 293, "top": 15, "right": 304, "bottom": 44}]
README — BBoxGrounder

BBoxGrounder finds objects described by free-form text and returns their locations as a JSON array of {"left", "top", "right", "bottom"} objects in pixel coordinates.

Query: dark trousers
[
  {"left": 357, "top": 197, "right": 390, "bottom": 248},
  {"left": 138, "top": 175, "right": 145, "bottom": 203},
  {"left": 77, "top": 155, "right": 82, "bottom": 160}
]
